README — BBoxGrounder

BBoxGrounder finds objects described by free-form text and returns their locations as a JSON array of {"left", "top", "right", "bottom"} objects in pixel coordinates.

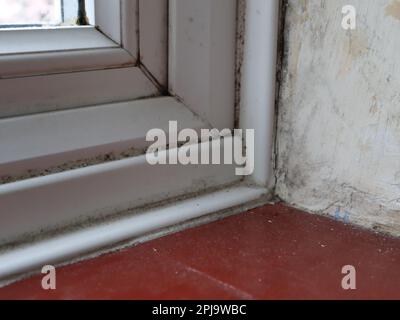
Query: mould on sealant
[{"left": 0, "top": 147, "right": 144, "bottom": 186}]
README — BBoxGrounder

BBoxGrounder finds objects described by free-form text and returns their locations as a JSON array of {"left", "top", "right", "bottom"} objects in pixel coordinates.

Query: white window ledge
[
  {"left": 0, "top": 97, "right": 206, "bottom": 178},
  {"left": 0, "top": 184, "right": 268, "bottom": 283}
]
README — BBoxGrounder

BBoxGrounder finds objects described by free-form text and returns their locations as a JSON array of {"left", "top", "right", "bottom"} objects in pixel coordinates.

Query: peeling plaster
[{"left": 276, "top": 0, "right": 400, "bottom": 237}]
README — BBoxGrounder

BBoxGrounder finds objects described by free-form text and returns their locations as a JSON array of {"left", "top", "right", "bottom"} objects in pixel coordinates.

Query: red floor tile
[{"left": 0, "top": 203, "right": 399, "bottom": 300}]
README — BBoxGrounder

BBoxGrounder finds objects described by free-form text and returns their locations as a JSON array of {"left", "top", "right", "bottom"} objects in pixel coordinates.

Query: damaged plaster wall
[{"left": 276, "top": 0, "right": 400, "bottom": 236}]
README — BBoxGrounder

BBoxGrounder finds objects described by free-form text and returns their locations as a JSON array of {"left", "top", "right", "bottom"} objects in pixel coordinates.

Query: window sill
[
  {"left": 0, "top": 183, "right": 269, "bottom": 282},
  {"left": 0, "top": 97, "right": 207, "bottom": 178},
  {"left": 0, "top": 96, "right": 241, "bottom": 247}
]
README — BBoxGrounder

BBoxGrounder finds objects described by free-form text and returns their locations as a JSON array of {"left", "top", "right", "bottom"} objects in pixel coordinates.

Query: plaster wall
[{"left": 276, "top": 0, "right": 400, "bottom": 236}]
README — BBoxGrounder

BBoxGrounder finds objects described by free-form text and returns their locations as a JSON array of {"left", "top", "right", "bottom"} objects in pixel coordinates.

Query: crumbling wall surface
[{"left": 276, "top": 0, "right": 400, "bottom": 236}]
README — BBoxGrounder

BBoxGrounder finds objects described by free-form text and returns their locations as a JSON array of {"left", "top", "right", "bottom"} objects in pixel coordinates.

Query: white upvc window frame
[
  {"left": 0, "top": 0, "right": 168, "bottom": 117},
  {"left": 0, "top": 0, "right": 280, "bottom": 282},
  {"left": 0, "top": 0, "right": 134, "bottom": 75}
]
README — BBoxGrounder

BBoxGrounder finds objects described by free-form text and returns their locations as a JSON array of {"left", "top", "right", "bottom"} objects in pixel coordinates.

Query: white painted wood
[
  {"left": 0, "top": 184, "right": 267, "bottom": 280},
  {"left": 0, "top": 97, "right": 207, "bottom": 177},
  {"left": 0, "top": 67, "right": 158, "bottom": 118},
  {"left": 139, "top": 0, "right": 168, "bottom": 86},
  {"left": 0, "top": 48, "right": 133, "bottom": 79},
  {"left": 169, "top": 0, "right": 237, "bottom": 129},
  {"left": 240, "top": 0, "right": 279, "bottom": 187},
  {"left": 0, "top": 27, "right": 117, "bottom": 55},
  {"left": 0, "top": 136, "right": 241, "bottom": 246},
  {"left": 95, "top": 0, "right": 122, "bottom": 44}
]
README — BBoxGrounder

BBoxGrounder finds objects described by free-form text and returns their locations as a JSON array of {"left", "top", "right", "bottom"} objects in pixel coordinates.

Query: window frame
[
  {"left": 0, "top": 0, "right": 136, "bottom": 77},
  {"left": 0, "top": 0, "right": 280, "bottom": 281},
  {"left": 0, "top": 0, "right": 168, "bottom": 117}
]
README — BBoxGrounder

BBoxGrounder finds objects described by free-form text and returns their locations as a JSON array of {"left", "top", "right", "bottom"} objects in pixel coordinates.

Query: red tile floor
[{"left": 0, "top": 203, "right": 399, "bottom": 300}]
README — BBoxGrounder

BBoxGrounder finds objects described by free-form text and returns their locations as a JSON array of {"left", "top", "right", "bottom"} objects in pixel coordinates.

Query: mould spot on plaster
[
  {"left": 289, "top": 0, "right": 310, "bottom": 25},
  {"left": 385, "top": 1, "right": 400, "bottom": 21},
  {"left": 369, "top": 95, "right": 380, "bottom": 115},
  {"left": 287, "top": 40, "right": 302, "bottom": 82},
  {"left": 348, "top": 32, "right": 369, "bottom": 59},
  {"left": 339, "top": 31, "right": 369, "bottom": 76}
]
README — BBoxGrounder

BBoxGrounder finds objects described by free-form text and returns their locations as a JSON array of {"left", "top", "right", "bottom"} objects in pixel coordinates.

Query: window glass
[{"left": 0, "top": 0, "right": 94, "bottom": 28}]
